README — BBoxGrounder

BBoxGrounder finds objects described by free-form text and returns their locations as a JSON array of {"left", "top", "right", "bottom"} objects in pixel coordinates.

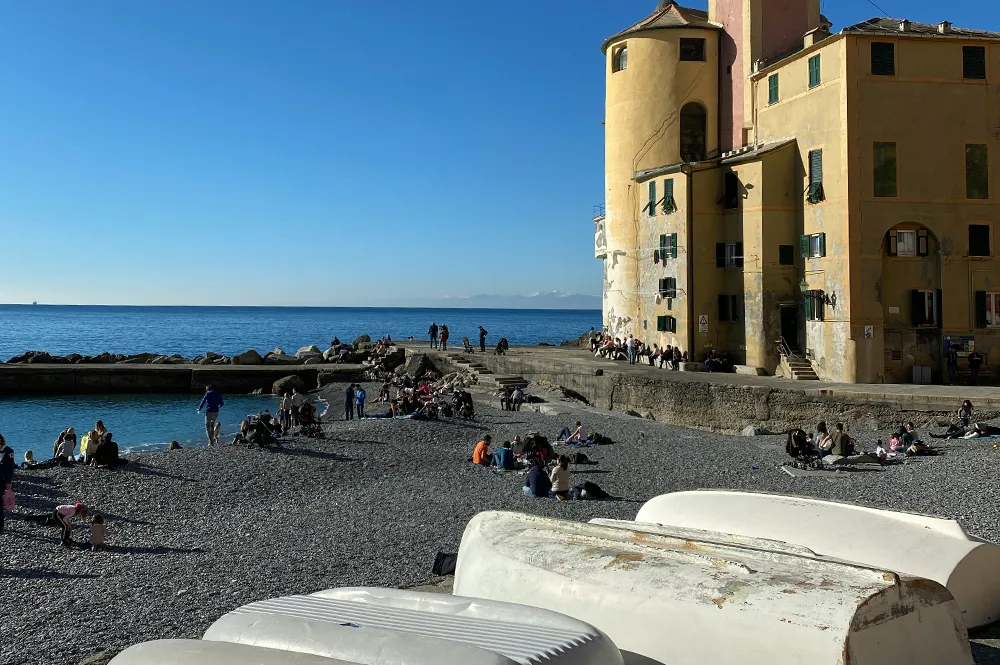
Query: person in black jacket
[
  {"left": 344, "top": 384, "right": 355, "bottom": 421},
  {"left": 522, "top": 458, "right": 552, "bottom": 498},
  {"left": 1, "top": 434, "right": 15, "bottom": 534},
  {"left": 478, "top": 326, "right": 488, "bottom": 353}
]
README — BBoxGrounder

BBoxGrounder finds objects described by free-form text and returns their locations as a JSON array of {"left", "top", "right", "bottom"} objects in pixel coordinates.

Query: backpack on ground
[{"left": 573, "top": 481, "right": 610, "bottom": 500}]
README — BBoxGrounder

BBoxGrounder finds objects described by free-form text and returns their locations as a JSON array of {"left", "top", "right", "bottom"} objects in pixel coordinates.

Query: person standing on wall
[
  {"left": 197, "top": 385, "right": 224, "bottom": 446},
  {"left": 947, "top": 345, "right": 960, "bottom": 386},
  {"left": 429, "top": 322, "right": 439, "bottom": 349},
  {"left": 478, "top": 325, "right": 488, "bottom": 353},
  {"left": 344, "top": 383, "right": 355, "bottom": 420}
]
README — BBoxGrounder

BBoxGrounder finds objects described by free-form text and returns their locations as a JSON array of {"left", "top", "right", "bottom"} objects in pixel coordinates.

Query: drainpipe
[{"left": 683, "top": 164, "right": 695, "bottom": 353}]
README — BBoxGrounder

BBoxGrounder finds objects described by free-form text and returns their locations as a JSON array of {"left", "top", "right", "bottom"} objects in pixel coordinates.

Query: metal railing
[
  {"left": 775, "top": 337, "right": 796, "bottom": 359},
  {"left": 593, "top": 204, "right": 605, "bottom": 220}
]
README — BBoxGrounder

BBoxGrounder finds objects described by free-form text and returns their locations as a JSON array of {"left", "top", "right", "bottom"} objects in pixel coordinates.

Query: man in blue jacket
[
  {"left": 491, "top": 441, "right": 516, "bottom": 471},
  {"left": 0, "top": 434, "right": 14, "bottom": 534},
  {"left": 197, "top": 385, "right": 224, "bottom": 446}
]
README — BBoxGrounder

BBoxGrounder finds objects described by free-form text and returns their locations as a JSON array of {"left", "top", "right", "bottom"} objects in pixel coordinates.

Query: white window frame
[
  {"left": 987, "top": 292, "right": 1000, "bottom": 328},
  {"left": 808, "top": 235, "right": 821, "bottom": 258},
  {"left": 919, "top": 289, "right": 937, "bottom": 325},
  {"left": 725, "top": 243, "right": 742, "bottom": 267},
  {"left": 896, "top": 230, "right": 917, "bottom": 257}
]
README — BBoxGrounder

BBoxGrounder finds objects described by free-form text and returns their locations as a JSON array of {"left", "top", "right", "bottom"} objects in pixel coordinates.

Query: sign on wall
[
  {"left": 864, "top": 325, "right": 873, "bottom": 339},
  {"left": 698, "top": 314, "right": 709, "bottom": 333}
]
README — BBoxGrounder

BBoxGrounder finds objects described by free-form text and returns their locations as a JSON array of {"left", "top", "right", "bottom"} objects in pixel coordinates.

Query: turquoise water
[
  {"left": 0, "top": 305, "right": 601, "bottom": 360},
  {"left": 0, "top": 393, "right": 285, "bottom": 457}
]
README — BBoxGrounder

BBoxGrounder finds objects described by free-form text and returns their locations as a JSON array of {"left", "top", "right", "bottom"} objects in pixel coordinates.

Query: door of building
[{"left": 780, "top": 306, "right": 799, "bottom": 352}]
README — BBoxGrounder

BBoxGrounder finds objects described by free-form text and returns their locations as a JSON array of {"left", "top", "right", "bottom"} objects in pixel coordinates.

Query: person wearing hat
[{"left": 472, "top": 435, "right": 492, "bottom": 466}]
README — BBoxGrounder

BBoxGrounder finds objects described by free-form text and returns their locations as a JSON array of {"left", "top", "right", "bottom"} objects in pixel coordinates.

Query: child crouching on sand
[{"left": 90, "top": 514, "right": 106, "bottom": 551}]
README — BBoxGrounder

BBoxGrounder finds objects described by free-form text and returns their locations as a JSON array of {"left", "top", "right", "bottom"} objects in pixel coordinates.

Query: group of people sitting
[
  {"left": 927, "top": 400, "right": 1000, "bottom": 439},
  {"left": 591, "top": 331, "right": 689, "bottom": 370},
  {"left": 702, "top": 350, "right": 734, "bottom": 373},
  {"left": 499, "top": 385, "right": 525, "bottom": 411},
  {"left": 21, "top": 421, "right": 129, "bottom": 470}
]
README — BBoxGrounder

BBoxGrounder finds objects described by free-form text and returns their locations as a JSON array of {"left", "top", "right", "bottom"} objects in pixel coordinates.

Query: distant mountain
[{"left": 388, "top": 291, "right": 601, "bottom": 310}]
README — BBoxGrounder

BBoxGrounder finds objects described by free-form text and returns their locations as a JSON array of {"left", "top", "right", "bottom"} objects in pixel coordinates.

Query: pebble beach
[{"left": 4, "top": 381, "right": 1000, "bottom": 664}]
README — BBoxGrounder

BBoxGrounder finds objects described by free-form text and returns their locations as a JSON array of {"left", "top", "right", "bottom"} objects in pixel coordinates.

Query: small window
[
  {"left": 612, "top": 44, "right": 628, "bottom": 72},
  {"left": 963, "top": 46, "right": 987, "bottom": 80},
  {"left": 779, "top": 245, "right": 794, "bottom": 265},
  {"left": 662, "top": 178, "right": 676, "bottom": 213},
  {"left": 808, "top": 54, "right": 821, "bottom": 88},
  {"left": 804, "top": 290, "right": 825, "bottom": 321},
  {"left": 659, "top": 233, "right": 678, "bottom": 259},
  {"left": 679, "top": 103, "right": 707, "bottom": 162},
  {"left": 658, "top": 277, "right": 677, "bottom": 299},
  {"left": 873, "top": 142, "right": 897, "bottom": 197},
  {"left": 970, "top": 224, "right": 991, "bottom": 257},
  {"left": 768, "top": 73, "right": 779, "bottom": 104},
  {"left": 646, "top": 180, "right": 657, "bottom": 216},
  {"left": 656, "top": 315, "right": 677, "bottom": 333},
  {"left": 716, "top": 242, "right": 743, "bottom": 268},
  {"left": 978, "top": 292, "right": 1000, "bottom": 328},
  {"left": 871, "top": 42, "right": 895, "bottom": 76},
  {"left": 679, "top": 38, "right": 706, "bottom": 62},
  {"left": 718, "top": 295, "right": 741, "bottom": 322},
  {"left": 799, "top": 233, "right": 826, "bottom": 258},
  {"left": 807, "top": 149, "right": 824, "bottom": 203},
  {"left": 966, "top": 144, "right": 989, "bottom": 200},
  {"left": 723, "top": 172, "right": 740, "bottom": 209},
  {"left": 912, "top": 289, "right": 939, "bottom": 327}
]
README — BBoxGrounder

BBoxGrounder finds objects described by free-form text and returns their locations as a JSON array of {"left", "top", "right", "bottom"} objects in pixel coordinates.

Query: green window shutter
[
  {"left": 799, "top": 234, "right": 810, "bottom": 257},
  {"left": 768, "top": 74, "right": 779, "bottom": 104},
  {"left": 670, "top": 233, "right": 678, "bottom": 259},
  {"left": 935, "top": 289, "right": 943, "bottom": 328},
  {"left": 735, "top": 242, "right": 744, "bottom": 267},
  {"left": 659, "top": 234, "right": 668, "bottom": 258},
  {"left": 804, "top": 291, "right": 813, "bottom": 320},
  {"left": 818, "top": 233, "right": 826, "bottom": 257},
  {"left": 716, "top": 243, "right": 726, "bottom": 268},
  {"left": 663, "top": 179, "right": 675, "bottom": 213},
  {"left": 667, "top": 278, "right": 677, "bottom": 298},
  {"left": 657, "top": 315, "right": 667, "bottom": 332},
  {"left": 871, "top": 42, "right": 895, "bottom": 76},
  {"left": 807, "top": 150, "right": 825, "bottom": 203},
  {"left": 808, "top": 54, "right": 821, "bottom": 88},
  {"left": 917, "top": 229, "right": 929, "bottom": 257},
  {"left": 976, "top": 291, "right": 988, "bottom": 328},
  {"left": 911, "top": 290, "right": 925, "bottom": 326},
  {"left": 647, "top": 180, "right": 657, "bottom": 215},
  {"left": 888, "top": 230, "right": 898, "bottom": 256},
  {"left": 966, "top": 144, "right": 989, "bottom": 200},
  {"left": 963, "top": 46, "right": 986, "bottom": 80}
]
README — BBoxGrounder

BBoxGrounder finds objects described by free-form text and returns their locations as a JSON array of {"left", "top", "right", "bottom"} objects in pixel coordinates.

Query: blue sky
[{"left": 0, "top": 0, "right": 995, "bottom": 306}]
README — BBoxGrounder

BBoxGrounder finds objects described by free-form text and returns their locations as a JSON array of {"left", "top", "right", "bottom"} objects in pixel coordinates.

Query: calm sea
[{"left": 0, "top": 305, "right": 600, "bottom": 360}]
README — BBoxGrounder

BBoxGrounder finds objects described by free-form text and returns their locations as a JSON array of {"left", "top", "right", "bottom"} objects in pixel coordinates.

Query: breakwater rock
[{"left": 5, "top": 344, "right": 378, "bottom": 366}]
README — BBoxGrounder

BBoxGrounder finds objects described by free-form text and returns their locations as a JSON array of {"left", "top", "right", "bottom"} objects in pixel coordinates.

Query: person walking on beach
[
  {"left": 478, "top": 325, "right": 488, "bottom": 353},
  {"left": 0, "top": 434, "right": 14, "bottom": 534},
  {"left": 197, "top": 385, "right": 224, "bottom": 446},
  {"left": 429, "top": 322, "right": 439, "bottom": 349},
  {"left": 345, "top": 383, "right": 355, "bottom": 420},
  {"left": 440, "top": 324, "right": 450, "bottom": 351},
  {"left": 355, "top": 384, "right": 367, "bottom": 419}
]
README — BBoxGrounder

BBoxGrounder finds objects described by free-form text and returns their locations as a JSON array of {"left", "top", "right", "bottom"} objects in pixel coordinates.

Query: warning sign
[
  {"left": 864, "top": 325, "right": 874, "bottom": 339},
  {"left": 698, "top": 314, "right": 709, "bottom": 333}
]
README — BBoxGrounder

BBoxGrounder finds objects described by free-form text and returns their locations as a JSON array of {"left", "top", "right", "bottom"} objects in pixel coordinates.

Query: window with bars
[
  {"left": 716, "top": 242, "right": 743, "bottom": 268},
  {"left": 807, "top": 149, "right": 824, "bottom": 203},
  {"left": 808, "top": 54, "right": 821, "bottom": 88},
  {"left": 887, "top": 229, "right": 928, "bottom": 257},
  {"left": 970, "top": 224, "right": 990, "bottom": 257},
  {"left": 612, "top": 45, "right": 627, "bottom": 72},
  {"left": 967, "top": 144, "right": 989, "bottom": 200},
  {"left": 658, "top": 277, "right": 677, "bottom": 299},
  {"left": 871, "top": 42, "right": 895, "bottom": 76},
  {"left": 768, "top": 73, "right": 779, "bottom": 104},
  {"left": 718, "top": 294, "right": 741, "bottom": 322},
  {"left": 963, "top": 46, "right": 986, "bottom": 80},
  {"left": 873, "top": 142, "right": 897, "bottom": 197},
  {"left": 659, "top": 233, "right": 678, "bottom": 259},
  {"left": 799, "top": 233, "right": 826, "bottom": 258}
]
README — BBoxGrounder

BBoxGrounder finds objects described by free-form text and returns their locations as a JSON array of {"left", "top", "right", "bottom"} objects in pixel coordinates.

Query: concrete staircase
[
  {"left": 784, "top": 355, "right": 820, "bottom": 381},
  {"left": 446, "top": 353, "right": 528, "bottom": 389}
]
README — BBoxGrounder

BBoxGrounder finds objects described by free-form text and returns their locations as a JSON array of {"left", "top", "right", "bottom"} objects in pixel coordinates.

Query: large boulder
[
  {"left": 322, "top": 347, "right": 341, "bottom": 362},
  {"left": 65, "top": 353, "right": 83, "bottom": 364},
  {"left": 264, "top": 351, "right": 302, "bottom": 365},
  {"left": 396, "top": 354, "right": 436, "bottom": 379},
  {"left": 151, "top": 355, "right": 170, "bottom": 364},
  {"left": 296, "top": 345, "right": 322, "bottom": 358},
  {"left": 352, "top": 335, "right": 371, "bottom": 349},
  {"left": 231, "top": 349, "right": 264, "bottom": 365},
  {"left": 303, "top": 357, "right": 322, "bottom": 365},
  {"left": 205, "top": 351, "right": 222, "bottom": 360},
  {"left": 166, "top": 355, "right": 191, "bottom": 364},
  {"left": 272, "top": 374, "right": 306, "bottom": 396}
]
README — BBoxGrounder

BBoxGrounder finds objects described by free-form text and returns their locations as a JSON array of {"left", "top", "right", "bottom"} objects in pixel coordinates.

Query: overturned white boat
[
  {"left": 455, "top": 511, "right": 974, "bottom": 665},
  {"left": 111, "top": 587, "right": 623, "bottom": 665},
  {"left": 631, "top": 490, "right": 1000, "bottom": 628}
]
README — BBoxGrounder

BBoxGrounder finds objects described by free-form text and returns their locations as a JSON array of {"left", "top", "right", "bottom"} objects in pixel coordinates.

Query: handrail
[{"left": 775, "top": 337, "right": 796, "bottom": 359}]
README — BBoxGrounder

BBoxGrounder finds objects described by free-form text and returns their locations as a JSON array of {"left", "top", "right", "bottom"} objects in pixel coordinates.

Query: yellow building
[{"left": 596, "top": 0, "right": 1000, "bottom": 383}]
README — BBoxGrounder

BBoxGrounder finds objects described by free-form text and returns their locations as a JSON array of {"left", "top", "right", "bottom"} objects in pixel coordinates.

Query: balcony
[{"left": 594, "top": 204, "right": 607, "bottom": 259}]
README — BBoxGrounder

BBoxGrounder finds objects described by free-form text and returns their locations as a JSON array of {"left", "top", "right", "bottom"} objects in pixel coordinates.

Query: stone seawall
[
  {"left": 0, "top": 364, "right": 363, "bottom": 396},
  {"left": 424, "top": 348, "right": 1000, "bottom": 434}
]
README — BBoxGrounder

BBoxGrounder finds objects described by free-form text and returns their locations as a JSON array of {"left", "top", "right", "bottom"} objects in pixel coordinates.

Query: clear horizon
[{"left": 0, "top": 0, "right": 989, "bottom": 307}]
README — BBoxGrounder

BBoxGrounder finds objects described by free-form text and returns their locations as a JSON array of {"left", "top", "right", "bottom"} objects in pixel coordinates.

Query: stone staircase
[
  {"left": 446, "top": 353, "right": 528, "bottom": 389},
  {"left": 784, "top": 355, "right": 820, "bottom": 381}
]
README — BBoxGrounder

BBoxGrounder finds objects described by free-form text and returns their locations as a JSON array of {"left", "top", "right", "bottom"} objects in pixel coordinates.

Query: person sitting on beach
[
  {"left": 556, "top": 421, "right": 586, "bottom": 444},
  {"left": 963, "top": 422, "right": 1000, "bottom": 439},
  {"left": 53, "top": 428, "right": 78, "bottom": 463},
  {"left": 549, "top": 455, "right": 571, "bottom": 500},
  {"left": 511, "top": 386, "right": 524, "bottom": 411},
  {"left": 83, "top": 420, "right": 108, "bottom": 465},
  {"left": 511, "top": 434, "right": 524, "bottom": 458},
  {"left": 472, "top": 435, "right": 492, "bottom": 466},
  {"left": 168, "top": 441, "right": 183, "bottom": 450},
  {"left": 828, "top": 423, "right": 855, "bottom": 457},
  {"left": 91, "top": 432, "right": 129, "bottom": 468},
  {"left": 25, "top": 502, "right": 88, "bottom": 546},
  {"left": 931, "top": 400, "right": 975, "bottom": 439},
  {"left": 500, "top": 386, "right": 514, "bottom": 412},
  {"left": 90, "top": 514, "right": 107, "bottom": 552},
  {"left": 522, "top": 458, "right": 552, "bottom": 498},
  {"left": 491, "top": 441, "right": 516, "bottom": 471},
  {"left": 232, "top": 420, "right": 251, "bottom": 446}
]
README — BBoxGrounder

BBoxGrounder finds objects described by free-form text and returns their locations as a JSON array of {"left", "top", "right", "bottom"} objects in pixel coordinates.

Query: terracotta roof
[
  {"left": 601, "top": 1, "right": 720, "bottom": 54},
  {"left": 841, "top": 17, "right": 1000, "bottom": 40}
]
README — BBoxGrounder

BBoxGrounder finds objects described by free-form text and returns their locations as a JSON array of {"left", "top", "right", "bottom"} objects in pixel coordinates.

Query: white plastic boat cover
[
  {"left": 454, "top": 511, "right": 974, "bottom": 665},
  {"left": 109, "top": 639, "right": 354, "bottom": 664},
  {"left": 632, "top": 490, "right": 1000, "bottom": 628},
  {"left": 204, "top": 586, "right": 623, "bottom": 665}
]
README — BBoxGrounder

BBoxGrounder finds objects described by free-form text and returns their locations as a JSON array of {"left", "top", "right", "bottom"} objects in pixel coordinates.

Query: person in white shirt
[
  {"left": 279, "top": 392, "right": 293, "bottom": 433},
  {"left": 290, "top": 388, "right": 308, "bottom": 425}
]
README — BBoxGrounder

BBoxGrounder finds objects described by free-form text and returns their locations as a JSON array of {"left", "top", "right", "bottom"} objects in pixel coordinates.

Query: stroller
[
  {"left": 494, "top": 338, "right": 509, "bottom": 355},
  {"left": 453, "top": 389, "right": 475, "bottom": 420},
  {"left": 297, "top": 402, "right": 325, "bottom": 438},
  {"left": 785, "top": 428, "right": 821, "bottom": 469},
  {"left": 243, "top": 413, "right": 278, "bottom": 448}
]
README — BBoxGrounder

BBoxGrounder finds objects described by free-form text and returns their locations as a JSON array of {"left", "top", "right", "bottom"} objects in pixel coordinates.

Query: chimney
[
  {"left": 804, "top": 27, "right": 831, "bottom": 48},
  {"left": 898, "top": 19, "right": 911, "bottom": 32},
  {"left": 938, "top": 21, "right": 952, "bottom": 34}
]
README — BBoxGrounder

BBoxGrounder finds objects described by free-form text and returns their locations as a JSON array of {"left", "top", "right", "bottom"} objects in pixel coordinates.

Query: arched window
[
  {"left": 680, "top": 103, "right": 707, "bottom": 162},
  {"left": 612, "top": 44, "right": 628, "bottom": 72}
]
